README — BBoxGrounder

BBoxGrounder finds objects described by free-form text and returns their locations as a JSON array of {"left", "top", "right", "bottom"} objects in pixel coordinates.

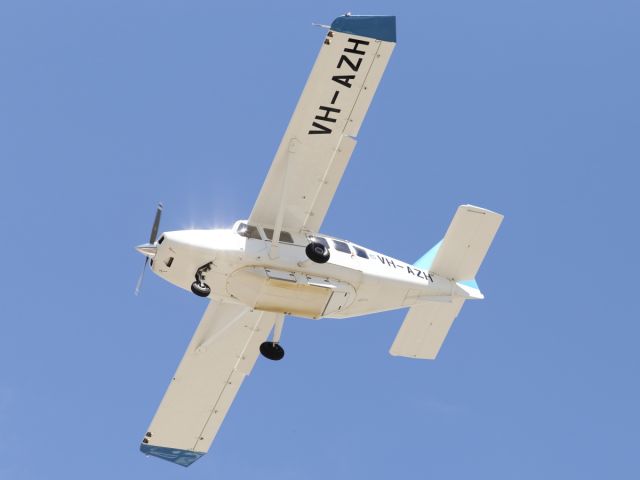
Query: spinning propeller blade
[
  {"left": 134, "top": 258, "right": 149, "bottom": 296},
  {"left": 149, "top": 203, "right": 163, "bottom": 244},
  {"left": 135, "top": 203, "right": 163, "bottom": 296}
]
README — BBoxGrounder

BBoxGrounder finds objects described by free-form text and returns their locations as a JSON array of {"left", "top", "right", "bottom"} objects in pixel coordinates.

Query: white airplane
[{"left": 135, "top": 14, "right": 503, "bottom": 467}]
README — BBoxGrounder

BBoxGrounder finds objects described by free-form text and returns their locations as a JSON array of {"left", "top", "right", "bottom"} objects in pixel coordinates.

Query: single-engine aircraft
[{"left": 135, "top": 14, "right": 503, "bottom": 467}]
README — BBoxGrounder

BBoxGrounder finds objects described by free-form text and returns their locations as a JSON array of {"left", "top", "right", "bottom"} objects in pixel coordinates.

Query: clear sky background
[{"left": 1, "top": 1, "right": 639, "bottom": 478}]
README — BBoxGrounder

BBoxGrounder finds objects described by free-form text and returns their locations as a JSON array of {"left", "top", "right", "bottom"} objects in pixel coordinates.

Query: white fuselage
[{"left": 150, "top": 222, "right": 457, "bottom": 319}]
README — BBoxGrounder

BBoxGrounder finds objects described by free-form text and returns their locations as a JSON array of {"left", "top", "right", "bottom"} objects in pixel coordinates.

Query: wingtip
[
  {"left": 330, "top": 14, "right": 396, "bottom": 42},
  {"left": 139, "top": 443, "right": 205, "bottom": 467}
]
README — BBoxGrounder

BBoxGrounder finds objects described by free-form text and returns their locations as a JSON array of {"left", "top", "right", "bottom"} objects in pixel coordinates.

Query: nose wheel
[
  {"left": 191, "top": 281, "right": 211, "bottom": 297},
  {"left": 191, "top": 262, "right": 213, "bottom": 298}
]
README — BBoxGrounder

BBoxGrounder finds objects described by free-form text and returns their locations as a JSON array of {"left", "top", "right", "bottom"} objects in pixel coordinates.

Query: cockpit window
[
  {"left": 353, "top": 246, "right": 368, "bottom": 259},
  {"left": 157, "top": 235, "right": 165, "bottom": 245},
  {"left": 332, "top": 239, "right": 351, "bottom": 254},
  {"left": 263, "top": 228, "right": 293, "bottom": 244},
  {"left": 237, "top": 223, "right": 261, "bottom": 240}
]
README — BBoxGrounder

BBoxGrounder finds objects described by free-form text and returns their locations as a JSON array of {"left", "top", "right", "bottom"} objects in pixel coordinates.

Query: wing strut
[{"left": 269, "top": 138, "right": 299, "bottom": 259}]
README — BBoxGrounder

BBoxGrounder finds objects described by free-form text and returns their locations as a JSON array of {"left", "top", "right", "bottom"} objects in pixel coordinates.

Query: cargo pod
[{"left": 226, "top": 267, "right": 355, "bottom": 319}]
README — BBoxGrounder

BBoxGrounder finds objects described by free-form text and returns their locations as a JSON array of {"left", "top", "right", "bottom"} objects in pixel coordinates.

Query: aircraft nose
[{"left": 136, "top": 243, "right": 157, "bottom": 259}]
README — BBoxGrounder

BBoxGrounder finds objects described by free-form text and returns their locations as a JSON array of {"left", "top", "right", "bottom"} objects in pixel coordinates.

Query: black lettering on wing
[
  {"left": 332, "top": 75, "right": 355, "bottom": 88},
  {"left": 344, "top": 38, "right": 369, "bottom": 55},
  {"left": 337, "top": 55, "right": 362, "bottom": 72},
  {"left": 315, "top": 105, "right": 340, "bottom": 123},
  {"left": 308, "top": 106, "right": 341, "bottom": 135},
  {"left": 308, "top": 122, "right": 332, "bottom": 135}
]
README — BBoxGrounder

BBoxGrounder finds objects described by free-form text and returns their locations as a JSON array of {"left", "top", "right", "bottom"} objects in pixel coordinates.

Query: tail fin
[{"left": 390, "top": 205, "right": 503, "bottom": 359}]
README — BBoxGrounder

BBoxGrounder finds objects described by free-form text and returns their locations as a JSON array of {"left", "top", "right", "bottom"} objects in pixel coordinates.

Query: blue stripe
[
  {"left": 458, "top": 279, "right": 479, "bottom": 289},
  {"left": 330, "top": 15, "right": 396, "bottom": 42},
  {"left": 140, "top": 443, "right": 205, "bottom": 467},
  {"left": 414, "top": 240, "right": 442, "bottom": 270}
]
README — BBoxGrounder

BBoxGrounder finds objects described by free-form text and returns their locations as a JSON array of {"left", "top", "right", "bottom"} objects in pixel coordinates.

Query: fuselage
[{"left": 148, "top": 220, "right": 459, "bottom": 319}]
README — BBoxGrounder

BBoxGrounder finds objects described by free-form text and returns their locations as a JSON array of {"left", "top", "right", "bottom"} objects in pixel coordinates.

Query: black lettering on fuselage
[{"left": 376, "top": 253, "right": 433, "bottom": 282}]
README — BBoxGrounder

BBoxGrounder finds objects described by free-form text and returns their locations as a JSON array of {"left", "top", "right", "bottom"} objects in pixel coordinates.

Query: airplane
[{"left": 135, "top": 14, "right": 503, "bottom": 467}]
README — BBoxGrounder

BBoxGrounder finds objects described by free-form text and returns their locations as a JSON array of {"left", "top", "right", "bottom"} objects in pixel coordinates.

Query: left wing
[
  {"left": 249, "top": 15, "right": 396, "bottom": 234},
  {"left": 140, "top": 302, "right": 278, "bottom": 466}
]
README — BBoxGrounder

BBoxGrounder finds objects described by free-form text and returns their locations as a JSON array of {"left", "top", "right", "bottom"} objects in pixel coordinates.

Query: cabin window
[
  {"left": 237, "top": 223, "right": 261, "bottom": 240},
  {"left": 310, "top": 236, "right": 330, "bottom": 248},
  {"left": 263, "top": 228, "right": 293, "bottom": 244},
  {"left": 332, "top": 240, "right": 351, "bottom": 254},
  {"left": 353, "top": 246, "right": 369, "bottom": 259}
]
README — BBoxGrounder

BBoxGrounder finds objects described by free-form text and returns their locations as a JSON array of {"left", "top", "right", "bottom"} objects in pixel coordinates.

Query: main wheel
[
  {"left": 305, "top": 242, "right": 330, "bottom": 264},
  {"left": 260, "top": 342, "right": 285, "bottom": 361},
  {"left": 191, "top": 281, "right": 211, "bottom": 297}
]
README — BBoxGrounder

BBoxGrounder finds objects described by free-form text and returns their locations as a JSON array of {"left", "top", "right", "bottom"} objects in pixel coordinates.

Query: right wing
[
  {"left": 248, "top": 15, "right": 396, "bottom": 234},
  {"left": 140, "top": 302, "right": 279, "bottom": 466}
]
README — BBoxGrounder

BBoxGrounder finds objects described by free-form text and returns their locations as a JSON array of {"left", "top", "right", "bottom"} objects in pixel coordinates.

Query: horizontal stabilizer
[
  {"left": 429, "top": 205, "right": 503, "bottom": 281},
  {"left": 389, "top": 298, "right": 464, "bottom": 360}
]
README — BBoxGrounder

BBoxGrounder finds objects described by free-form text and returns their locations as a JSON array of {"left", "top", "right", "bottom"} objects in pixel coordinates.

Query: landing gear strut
[
  {"left": 260, "top": 315, "right": 285, "bottom": 361},
  {"left": 191, "top": 262, "right": 212, "bottom": 297}
]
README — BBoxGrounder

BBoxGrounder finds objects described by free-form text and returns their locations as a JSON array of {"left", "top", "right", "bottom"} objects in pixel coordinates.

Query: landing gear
[
  {"left": 191, "top": 262, "right": 213, "bottom": 298},
  {"left": 191, "top": 282, "right": 211, "bottom": 297},
  {"left": 306, "top": 241, "right": 330, "bottom": 264},
  {"left": 260, "top": 342, "right": 285, "bottom": 361},
  {"left": 260, "top": 315, "right": 285, "bottom": 361}
]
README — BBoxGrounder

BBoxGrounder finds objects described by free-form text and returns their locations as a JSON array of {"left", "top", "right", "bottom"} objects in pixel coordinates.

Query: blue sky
[{"left": 1, "top": 1, "right": 639, "bottom": 478}]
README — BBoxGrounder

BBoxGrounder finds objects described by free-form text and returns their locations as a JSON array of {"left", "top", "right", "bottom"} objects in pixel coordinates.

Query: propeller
[{"left": 135, "top": 203, "right": 163, "bottom": 295}]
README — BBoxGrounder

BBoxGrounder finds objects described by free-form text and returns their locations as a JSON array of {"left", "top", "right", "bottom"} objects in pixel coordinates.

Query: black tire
[
  {"left": 191, "top": 281, "right": 211, "bottom": 297},
  {"left": 305, "top": 242, "right": 330, "bottom": 264},
  {"left": 260, "top": 342, "right": 285, "bottom": 361}
]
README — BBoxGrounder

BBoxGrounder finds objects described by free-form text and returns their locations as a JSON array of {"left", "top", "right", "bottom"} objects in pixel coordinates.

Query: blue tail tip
[
  {"left": 140, "top": 443, "right": 205, "bottom": 467},
  {"left": 331, "top": 15, "right": 396, "bottom": 42}
]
